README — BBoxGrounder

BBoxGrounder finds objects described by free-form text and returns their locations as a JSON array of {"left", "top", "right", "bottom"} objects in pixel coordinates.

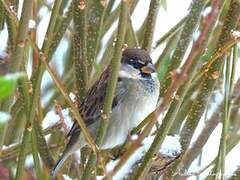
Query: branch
[
  {"left": 81, "top": 1, "right": 129, "bottom": 179},
  {"left": 142, "top": 0, "right": 160, "bottom": 51}
]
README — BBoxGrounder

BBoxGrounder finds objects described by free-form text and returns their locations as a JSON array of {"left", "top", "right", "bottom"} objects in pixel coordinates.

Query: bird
[{"left": 51, "top": 48, "right": 160, "bottom": 176}]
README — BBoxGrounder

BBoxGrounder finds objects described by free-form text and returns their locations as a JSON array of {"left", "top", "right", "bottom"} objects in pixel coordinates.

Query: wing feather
[{"left": 67, "top": 68, "right": 111, "bottom": 138}]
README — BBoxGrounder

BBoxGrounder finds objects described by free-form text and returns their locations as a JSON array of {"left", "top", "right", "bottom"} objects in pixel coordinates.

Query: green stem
[
  {"left": 14, "top": 76, "right": 31, "bottom": 180},
  {"left": 9, "top": 0, "right": 33, "bottom": 73},
  {"left": 42, "top": 56, "right": 97, "bottom": 154},
  {"left": 0, "top": 0, "right": 33, "bottom": 152},
  {"left": 166, "top": 0, "right": 240, "bottom": 179},
  {"left": 153, "top": 15, "right": 187, "bottom": 49},
  {"left": 159, "top": 0, "right": 206, "bottom": 96},
  {"left": 215, "top": 54, "right": 231, "bottom": 180},
  {"left": 0, "top": 1, "right": 5, "bottom": 30},
  {"left": 142, "top": 0, "right": 160, "bottom": 51},
  {"left": 81, "top": 1, "right": 129, "bottom": 179},
  {"left": 133, "top": 0, "right": 223, "bottom": 178},
  {"left": 14, "top": 1, "right": 64, "bottom": 178},
  {"left": 33, "top": 118, "right": 55, "bottom": 168},
  {"left": 87, "top": 0, "right": 106, "bottom": 74},
  {"left": 31, "top": 128, "right": 43, "bottom": 180},
  {"left": 73, "top": 0, "right": 88, "bottom": 100},
  {"left": 104, "top": 0, "right": 115, "bottom": 21}
]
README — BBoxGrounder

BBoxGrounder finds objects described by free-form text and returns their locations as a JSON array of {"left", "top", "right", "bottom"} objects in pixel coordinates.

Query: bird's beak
[{"left": 141, "top": 63, "right": 156, "bottom": 74}]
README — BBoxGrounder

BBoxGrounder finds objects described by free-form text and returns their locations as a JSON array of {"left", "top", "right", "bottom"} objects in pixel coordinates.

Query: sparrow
[{"left": 51, "top": 48, "right": 160, "bottom": 176}]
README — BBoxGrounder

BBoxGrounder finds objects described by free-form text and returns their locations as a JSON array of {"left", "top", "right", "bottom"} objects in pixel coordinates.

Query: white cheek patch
[
  {"left": 119, "top": 64, "right": 140, "bottom": 79},
  {"left": 119, "top": 70, "right": 135, "bottom": 79}
]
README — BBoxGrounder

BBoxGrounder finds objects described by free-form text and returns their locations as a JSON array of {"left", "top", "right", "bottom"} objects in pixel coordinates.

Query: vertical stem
[
  {"left": 9, "top": 0, "right": 33, "bottom": 73},
  {"left": 0, "top": 1, "right": 5, "bottom": 30},
  {"left": 142, "top": 0, "right": 160, "bottom": 51},
  {"left": 176, "top": 1, "right": 240, "bottom": 179},
  {"left": 160, "top": 0, "right": 206, "bottom": 96},
  {"left": 73, "top": 0, "right": 88, "bottom": 100},
  {"left": 133, "top": 0, "right": 223, "bottom": 178},
  {"left": 128, "top": 12, "right": 140, "bottom": 47},
  {"left": 31, "top": 128, "right": 43, "bottom": 180},
  {"left": 0, "top": 0, "right": 33, "bottom": 150},
  {"left": 14, "top": 1, "right": 64, "bottom": 178},
  {"left": 220, "top": 53, "right": 231, "bottom": 179},
  {"left": 33, "top": 118, "right": 55, "bottom": 168},
  {"left": 14, "top": 77, "right": 31, "bottom": 180},
  {"left": 81, "top": 1, "right": 129, "bottom": 179},
  {"left": 215, "top": 47, "right": 235, "bottom": 179},
  {"left": 87, "top": 0, "right": 106, "bottom": 74}
]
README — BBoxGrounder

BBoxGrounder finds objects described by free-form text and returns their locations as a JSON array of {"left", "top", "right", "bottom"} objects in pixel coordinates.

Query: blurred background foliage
[{"left": 0, "top": 0, "right": 240, "bottom": 179}]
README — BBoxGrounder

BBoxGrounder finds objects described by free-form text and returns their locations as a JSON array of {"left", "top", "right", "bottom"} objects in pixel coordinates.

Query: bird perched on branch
[{"left": 51, "top": 48, "right": 160, "bottom": 176}]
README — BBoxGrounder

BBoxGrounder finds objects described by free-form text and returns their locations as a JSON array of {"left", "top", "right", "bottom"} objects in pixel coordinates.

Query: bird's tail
[
  {"left": 50, "top": 145, "right": 74, "bottom": 177},
  {"left": 50, "top": 131, "right": 83, "bottom": 177}
]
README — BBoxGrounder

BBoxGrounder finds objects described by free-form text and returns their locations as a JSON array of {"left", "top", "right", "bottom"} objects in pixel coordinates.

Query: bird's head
[{"left": 120, "top": 48, "right": 156, "bottom": 79}]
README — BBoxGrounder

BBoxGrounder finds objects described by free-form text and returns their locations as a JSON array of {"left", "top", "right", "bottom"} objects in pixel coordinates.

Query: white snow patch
[
  {"left": 2, "top": 142, "right": 18, "bottom": 150},
  {"left": 0, "top": 26, "right": 8, "bottom": 53},
  {"left": 0, "top": 112, "right": 11, "bottom": 124},
  {"left": 42, "top": 108, "right": 73, "bottom": 130},
  {"left": 106, "top": 135, "right": 181, "bottom": 180},
  {"left": 69, "top": 92, "right": 76, "bottom": 101},
  {"left": 159, "top": 135, "right": 182, "bottom": 156},
  {"left": 28, "top": 19, "right": 36, "bottom": 29},
  {"left": 202, "top": 7, "right": 212, "bottom": 17},
  {"left": 25, "top": 155, "right": 34, "bottom": 168},
  {"left": 0, "top": 50, "right": 8, "bottom": 59},
  {"left": 63, "top": 174, "right": 72, "bottom": 180},
  {"left": 225, "top": 143, "right": 240, "bottom": 178},
  {"left": 190, "top": 91, "right": 199, "bottom": 100},
  {"left": 231, "top": 30, "right": 240, "bottom": 39}
]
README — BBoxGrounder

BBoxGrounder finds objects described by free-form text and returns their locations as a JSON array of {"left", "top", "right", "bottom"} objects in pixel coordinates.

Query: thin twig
[{"left": 41, "top": 55, "right": 98, "bottom": 154}]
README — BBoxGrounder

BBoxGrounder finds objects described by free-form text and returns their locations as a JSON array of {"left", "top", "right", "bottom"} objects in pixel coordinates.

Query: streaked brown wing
[{"left": 67, "top": 68, "right": 110, "bottom": 138}]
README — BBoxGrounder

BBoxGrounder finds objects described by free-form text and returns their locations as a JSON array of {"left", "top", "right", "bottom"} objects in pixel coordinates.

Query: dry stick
[
  {"left": 81, "top": 1, "right": 129, "bottom": 179},
  {"left": 107, "top": 0, "right": 225, "bottom": 178},
  {"left": 54, "top": 101, "right": 69, "bottom": 134},
  {"left": 41, "top": 55, "right": 98, "bottom": 155}
]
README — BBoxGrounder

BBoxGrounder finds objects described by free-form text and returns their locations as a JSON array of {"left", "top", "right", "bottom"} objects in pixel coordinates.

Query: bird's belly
[{"left": 100, "top": 93, "right": 158, "bottom": 149}]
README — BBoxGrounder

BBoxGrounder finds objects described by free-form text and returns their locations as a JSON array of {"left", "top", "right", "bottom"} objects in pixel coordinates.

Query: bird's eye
[{"left": 127, "top": 59, "right": 145, "bottom": 69}]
